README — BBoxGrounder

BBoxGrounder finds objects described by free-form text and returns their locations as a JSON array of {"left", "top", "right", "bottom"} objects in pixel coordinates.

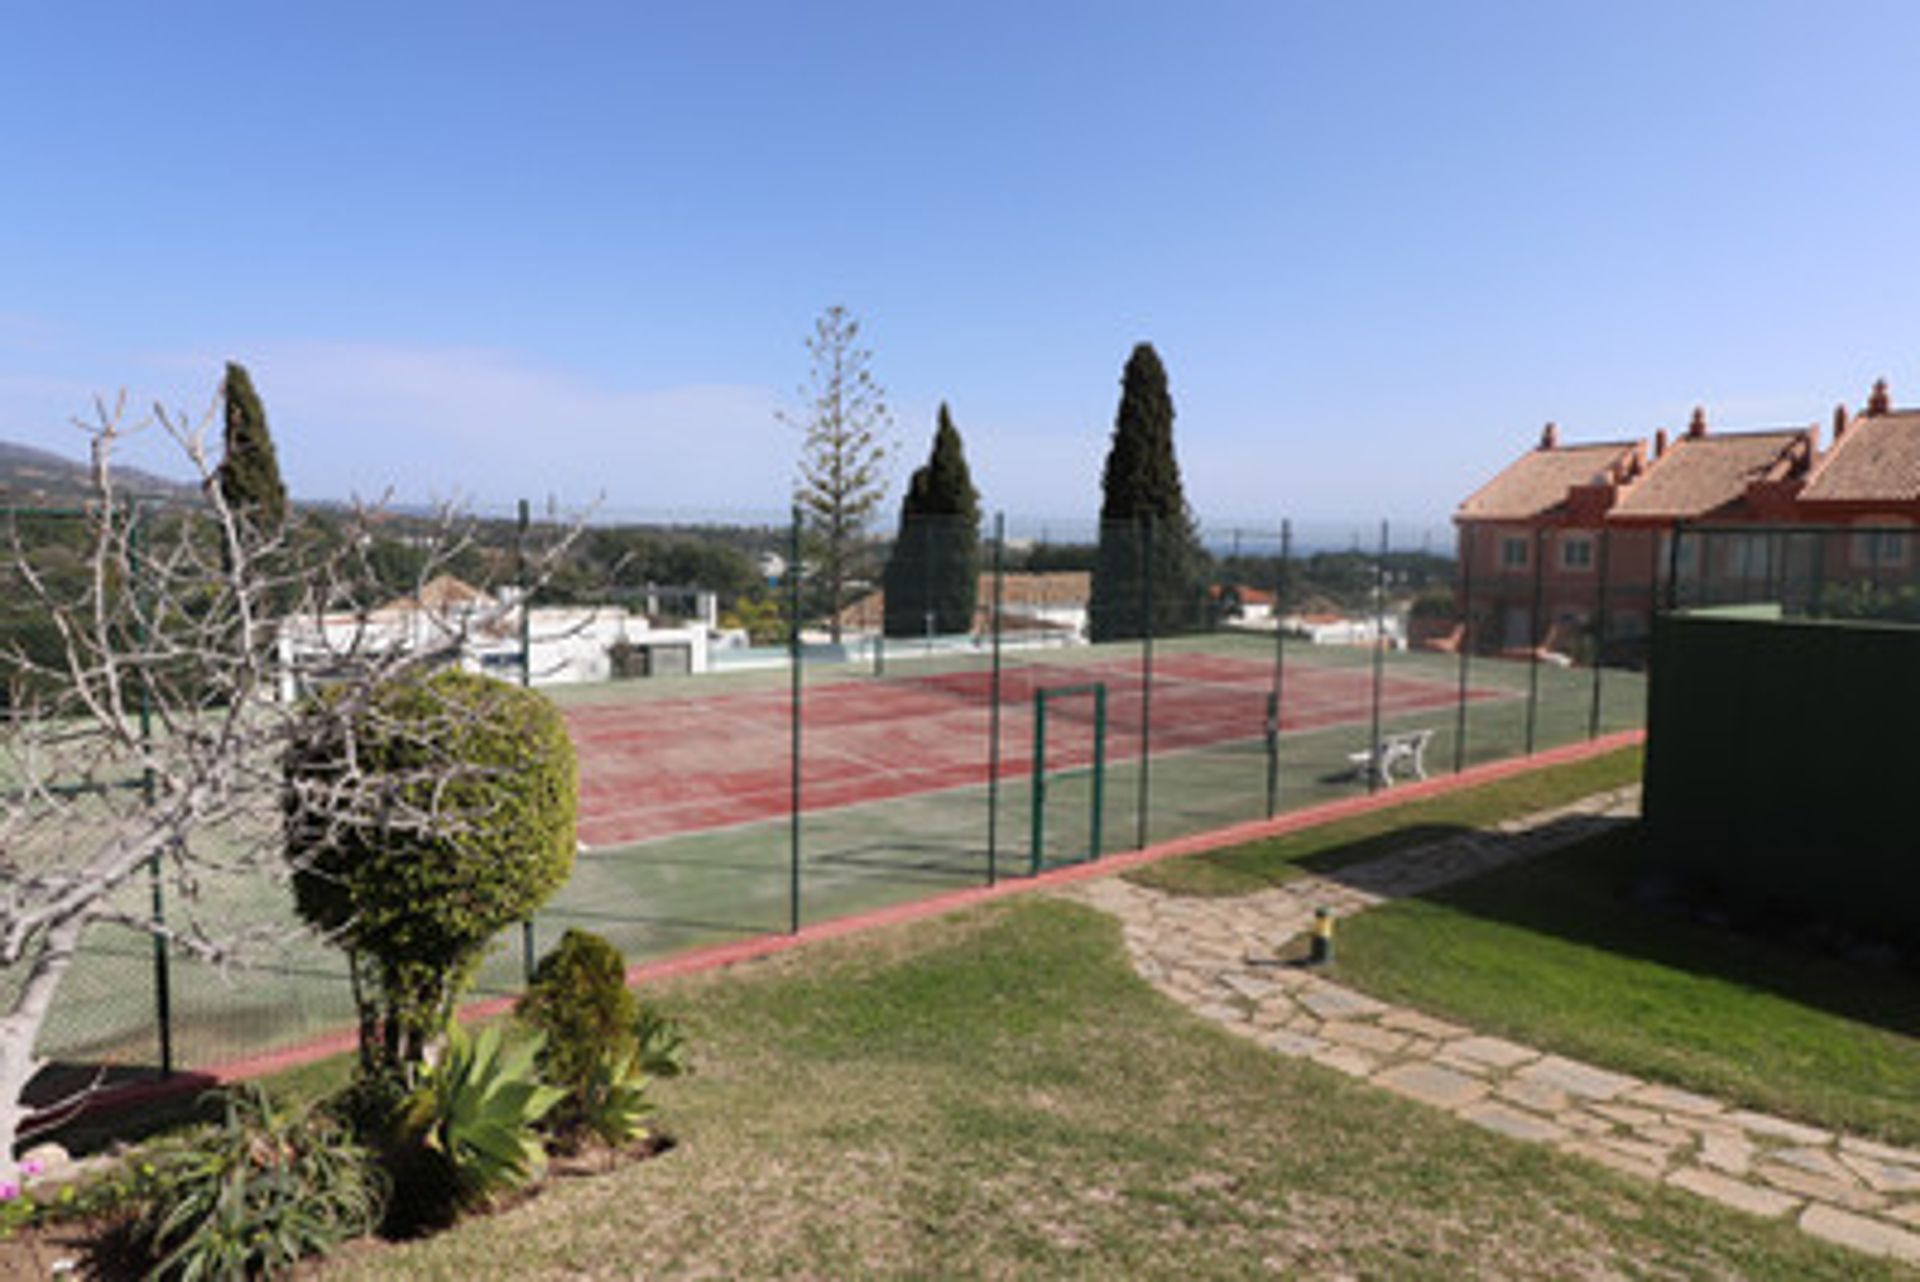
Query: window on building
[
  {"left": 1658, "top": 531, "right": 1700, "bottom": 578},
  {"left": 1560, "top": 536, "right": 1594, "bottom": 571},
  {"left": 1851, "top": 524, "right": 1912, "bottom": 569},
  {"left": 1500, "top": 536, "right": 1530, "bottom": 570},
  {"left": 1728, "top": 533, "right": 1773, "bottom": 580}
]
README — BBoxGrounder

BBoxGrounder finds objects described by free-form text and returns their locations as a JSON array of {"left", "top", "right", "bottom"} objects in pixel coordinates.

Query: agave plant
[{"left": 400, "top": 1021, "right": 565, "bottom": 1210}]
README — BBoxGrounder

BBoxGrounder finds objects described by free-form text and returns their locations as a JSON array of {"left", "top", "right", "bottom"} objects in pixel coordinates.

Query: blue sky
[{"left": 3, "top": 1, "right": 1917, "bottom": 538}]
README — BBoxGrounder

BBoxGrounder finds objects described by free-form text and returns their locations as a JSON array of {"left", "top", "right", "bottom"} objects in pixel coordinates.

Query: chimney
[
  {"left": 1687, "top": 406, "right": 1708, "bottom": 439},
  {"left": 1867, "top": 378, "right": 1892, "bottom": 416},
  {"left": 1539, "top": 421, "right": 1559, "bottom": 450},
  {"left": 1833, "top": 403, "right": 1850, "bottom": 442},
  {"left": 1654, "top": 428, "right": 1668, "bottom": 458}
]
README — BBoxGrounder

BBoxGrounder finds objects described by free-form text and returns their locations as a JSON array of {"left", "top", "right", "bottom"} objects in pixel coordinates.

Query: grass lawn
[
  {"left": 317, "top": 898, "right": 1891, "bottom": 1279},
  {"left": 1330, "top": 823, "right": 1920, "bottom": 1147},
  {"left": 1124, "top": 745, "right": 1644, "bottom": 896}
]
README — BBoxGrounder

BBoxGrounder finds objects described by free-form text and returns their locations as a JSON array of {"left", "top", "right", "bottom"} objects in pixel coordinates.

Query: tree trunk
[{"left": 0, "top": 913, "right": 88, "bottom": 1176}]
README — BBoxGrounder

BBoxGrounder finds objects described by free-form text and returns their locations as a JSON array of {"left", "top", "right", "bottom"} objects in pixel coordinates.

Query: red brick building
[{"left": 1454, "top": 380, "right": 1920, "bottom": 656}]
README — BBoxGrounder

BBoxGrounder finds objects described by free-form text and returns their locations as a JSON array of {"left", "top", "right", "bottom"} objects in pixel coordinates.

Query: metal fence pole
[
  {"left": 132, "top": 505, "right": 174, "bottom": 1077},
  {"left": 1366, "top": 520, "right": 1388, "bottom": 793},
  {"left": 1525, "top": 526, "right": 1545, "bottom": 756},
  {"left": 516, "top": 498, "right": 536, "bottom": 981},
  {"left": 1588, "top": 526, "right": 1611, "bottom": 740},
  {"left": 986, "top": 513, "right": 1004, "bottom": 886},
  {"left": 1135, "top": 515, "right": 1154, "bottom": 850},
  {"left": 1268, "top": 519, "right": 1290, "bottom": 817},
  {"left": 788, "top": 507, "right": 803, "bottom": 935},
  {"left": 1453, "top": 523, "right": 1474, "bottom": 774}
]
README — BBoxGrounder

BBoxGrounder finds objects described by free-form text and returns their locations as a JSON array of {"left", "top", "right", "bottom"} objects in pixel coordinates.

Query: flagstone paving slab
[{"left": 1053, "top": 782, "right": 1920, "bottom": 1266}]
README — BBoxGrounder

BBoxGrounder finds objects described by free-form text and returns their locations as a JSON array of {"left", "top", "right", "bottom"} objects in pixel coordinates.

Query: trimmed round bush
[{"left": 286, "top": 668, "right": 577, "bottom": 1070}]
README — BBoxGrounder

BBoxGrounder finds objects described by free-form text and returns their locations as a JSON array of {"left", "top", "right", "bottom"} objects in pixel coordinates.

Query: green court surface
[{"left": 21, "top": 632, "right": 1646, "bottom": 1081}]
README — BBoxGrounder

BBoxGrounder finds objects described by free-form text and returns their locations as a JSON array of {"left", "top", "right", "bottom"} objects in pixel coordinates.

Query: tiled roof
[
  {"left": 1457, "top": 443, "right": 1639, "bottom": 520},
  {"left": 1610, "top": 430, "right": 1805, "bottom": 519},
  {"left": 1800, "top": 411, "right": 1920, "bottom": 504}
]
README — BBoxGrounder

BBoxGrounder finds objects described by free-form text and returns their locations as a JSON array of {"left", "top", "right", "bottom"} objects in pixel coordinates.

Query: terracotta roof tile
[
  {"left": 1457, "top": 443, "right": 1638, "bottom": 521},
  {"left": 1610, "top": 430, "right": 1805, "bottom": 519},
  {"left": 1801, "top": 410, "right": 1920, "bottom": 504}
]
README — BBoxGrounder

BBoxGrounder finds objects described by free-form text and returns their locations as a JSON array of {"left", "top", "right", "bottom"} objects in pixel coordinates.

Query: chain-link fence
[
  {"left": 1669, "top": 523, "right": 1920, "bottom": 623},
  {"left": 8, "top": 504, "right": 1662, "bottom": 1094}
]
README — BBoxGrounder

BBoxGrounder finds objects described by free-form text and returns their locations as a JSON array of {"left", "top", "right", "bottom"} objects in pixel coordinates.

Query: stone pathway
[{"left": 1058, "top": 786, "right": 1920, "bottom": 1268}]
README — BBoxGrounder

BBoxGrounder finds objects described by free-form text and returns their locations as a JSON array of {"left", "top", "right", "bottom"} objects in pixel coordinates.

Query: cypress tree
[
  {"left": 1089, "top": 343, "right": 1206, "bottom": 642},
  {"left": 883, "top": 404, "right": 981, "bottom": 638},
  {"left": 215, "top": 361, "right": 289, "bottom": 530}
]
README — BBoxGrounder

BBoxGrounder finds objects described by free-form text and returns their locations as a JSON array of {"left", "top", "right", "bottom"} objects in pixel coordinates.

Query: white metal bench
[{"left": 1346, "top": 728, "right": 1434, "bottom": 787}]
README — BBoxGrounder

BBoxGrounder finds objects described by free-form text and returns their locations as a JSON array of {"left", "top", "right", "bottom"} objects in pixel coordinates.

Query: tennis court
[{"left": 566, "top": 648, "right": 1498, "bottom": 848}]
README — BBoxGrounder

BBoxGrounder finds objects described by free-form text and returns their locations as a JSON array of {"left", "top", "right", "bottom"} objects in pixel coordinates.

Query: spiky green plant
[{"left": 399, "top": 1022, "right": 564, "bottom": 1211}]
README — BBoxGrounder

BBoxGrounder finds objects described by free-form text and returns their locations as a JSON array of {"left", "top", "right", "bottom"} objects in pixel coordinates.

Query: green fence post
[
  {"left": 1588, "top": 526, "right": 1611, "bottom": 739},
  {"left": 789, "top": 507, "right": 803, "bottom": 934},
  {"left": 1090, "top": 684, "right": 1107, "bottom": 861},
  {"left": 132, "top": 505, "right": 174, "bottom": 1077},
  {"left": 1525, "top": 526, "right": 1545, "bottom": 756},
  {"left": 517, "top": 499, "right": 536, "bottom": 980},
  {"left": 1454, "top": 523, "right": 1474, "bottom": 774},
  {"left": 1270, "top": 519, "right": 1290, "bottom": 815},
  {"left": 1367, "top": 520, "right": 1388, "bottom": 793},
  {"left": 1135, "top": 515, "right": 1153, "bottom": 850},
  {"left": 986, "top": 513, "right": 1004, "bottom": 887},
  {"left": 1029, "top": 691, "right": 1048, "bottom": 876}
]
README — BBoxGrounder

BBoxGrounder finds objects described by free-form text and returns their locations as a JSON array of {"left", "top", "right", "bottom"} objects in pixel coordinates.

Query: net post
[
  {"left": 788, "top": 506, "right": 803, "bottom": 935},
  {"left": 1525, "top": 525, "right": 1545, "bottom": 755},
  {"left": 1135, "top": 515, "right": 1153, "bottom": 850},
  {"left": 1029, "top": 690, "right": 1048, "bottom": 876},
  {"left": 1367, "top": 519, "right": 1388, "bottom": 793},
  {"left": 986, "top": 512, "right": 1004, "bottom": 887},
  {"left": 1091, "top": 683, "right": 1107, "bottom": 860}
]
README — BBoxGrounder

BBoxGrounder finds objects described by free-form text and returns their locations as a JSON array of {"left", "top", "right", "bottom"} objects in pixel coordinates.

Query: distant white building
[
  {"left": 277, "top": 575, "right": 714, "bottom": 698},
  {"left": 1279, "top": 611, "right": 1406, "bottom": 648}
]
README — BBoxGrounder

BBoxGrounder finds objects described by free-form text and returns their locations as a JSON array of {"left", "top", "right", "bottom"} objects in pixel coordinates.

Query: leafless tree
[{"left": 0, "top": 392, "right": 577, "bottom": 1176}]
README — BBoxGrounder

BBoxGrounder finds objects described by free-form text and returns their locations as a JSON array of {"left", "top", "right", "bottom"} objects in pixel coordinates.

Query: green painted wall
[{"left": 1643, "top": 611, "right": 1920, "bottom": 942}]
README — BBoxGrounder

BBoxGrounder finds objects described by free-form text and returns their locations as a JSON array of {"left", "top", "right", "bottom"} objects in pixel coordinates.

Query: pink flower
[
  {"left": 0, "top": 1182, "right": 19, "bottom": 1201},
  {"left": 18, "top": 1160, "right": 42, "bottom": 1178}
]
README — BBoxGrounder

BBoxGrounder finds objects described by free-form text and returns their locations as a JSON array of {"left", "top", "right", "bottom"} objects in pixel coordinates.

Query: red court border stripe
[{"left": 51, "top": 729, "right": 1644, "bottom": 1124}]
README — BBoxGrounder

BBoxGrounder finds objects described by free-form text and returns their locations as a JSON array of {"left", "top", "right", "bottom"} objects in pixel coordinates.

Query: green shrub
[
  {"left": 132, "top": 1084, "right": 384, "bottom": 1281},
  {"left": 634, "top": 1007, "right": 690, "bottom": 1080},
  {"left": 285, "top": 668, "right": 577, "bottom": 1077},
  {"left": 574, "top": 1048, "right": 655, "bottom": 1149},
  {"left": 518, "top": 929, "right": 641, "bottom": 1135},
  {"left": 395, "top": 1021, "right": 563, "bottom": 1223}
]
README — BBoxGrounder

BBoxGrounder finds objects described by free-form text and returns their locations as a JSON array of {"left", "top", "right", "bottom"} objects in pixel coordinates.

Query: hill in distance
[{"left": 0, "top": 439, "right": 198, "bottom": 507}]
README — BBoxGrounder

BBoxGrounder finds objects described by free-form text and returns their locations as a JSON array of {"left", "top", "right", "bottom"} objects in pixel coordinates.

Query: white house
[{"left": 278, "top": 575, "right": 714, "bottom": 698}]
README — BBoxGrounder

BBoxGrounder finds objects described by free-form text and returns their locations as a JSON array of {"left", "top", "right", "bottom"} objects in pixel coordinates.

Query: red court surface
[{"left": 565, "top": 653, "right": 1503, "bottom": 848}]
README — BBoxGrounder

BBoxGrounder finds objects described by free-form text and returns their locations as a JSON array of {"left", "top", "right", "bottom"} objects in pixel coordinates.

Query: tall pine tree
[
  {"left": 1088, "top": 343, "right": 1206, "bottom": 642},
  {"left": 215, "top": 361, "right": 289, "bottom": 531},
  {"left": 883, "top": 404, "right": 981, "bottom": 638}
]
